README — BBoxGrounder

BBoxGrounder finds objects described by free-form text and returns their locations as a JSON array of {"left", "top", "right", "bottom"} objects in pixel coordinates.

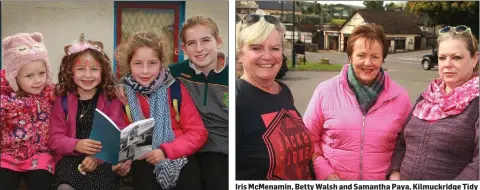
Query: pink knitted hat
[{"left": 2, "top": 32, "right": 52, "bottom": 91}]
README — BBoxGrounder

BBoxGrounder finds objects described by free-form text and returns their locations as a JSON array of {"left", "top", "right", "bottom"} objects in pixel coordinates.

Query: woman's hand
[
  {"left": 139, "top": 149, "right": 165, "bottom": 165},
  {"left": 326, "top": 173, "right": 340, "bottom": 180},
  {"left": 74, "top": 139, "right": 102, "bottom": 155},
  {"left": 112, "top": 160, "right": 132, "bottom": 176},
  {"left": 389, "top": 171, "right": 401, "bottom": 180}
]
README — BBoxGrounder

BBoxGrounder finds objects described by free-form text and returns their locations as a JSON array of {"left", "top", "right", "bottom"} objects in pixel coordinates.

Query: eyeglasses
[
  {"left": 241, "top": 14, "right": 280, "bottom": 26},
  {"left": 439, "top": 25, "right": 471, "bottom": 35}
]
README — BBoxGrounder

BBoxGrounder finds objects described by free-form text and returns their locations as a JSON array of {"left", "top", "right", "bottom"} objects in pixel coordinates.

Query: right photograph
[{"left": 235, "top": 1, "right": 479, "bottom": 180}]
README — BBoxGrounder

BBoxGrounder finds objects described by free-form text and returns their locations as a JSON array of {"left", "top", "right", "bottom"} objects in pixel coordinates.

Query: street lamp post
[
  {"left": 292, "top": 1, "right": 296, "bottom": 68},
  {"left": 433, "top": 24, "right": 436, "bottom": 54},
  {"left": 281, "top": 1, "right": 284, "bottom": 22}
]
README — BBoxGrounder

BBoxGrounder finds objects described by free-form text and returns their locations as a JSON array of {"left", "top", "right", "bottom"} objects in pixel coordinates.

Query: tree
[
  {"left": 363, "top": 1, "right": 384, "bottom": 10},
  {"left": 330, "top": 19, "right": 347, "bottom": 27},
  {"left": 385, "top": 2, "right": 396, "bottom": 11},
  {"left": 295, "top": 1, "right": 308, "bottom": 14},
  {"left": 408, "top": 1, "right": 479, "bottom": 36},
  {"left": 306, "top": 3, "right": 322, "bottom": 15}
]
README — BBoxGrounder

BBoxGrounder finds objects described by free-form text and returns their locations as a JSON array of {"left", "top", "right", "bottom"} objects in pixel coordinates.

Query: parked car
[
  {"left": 421, "top": 49, "right": 438, "bottom": 70},
  {"left": 276, "top": 54, "right": 288, "bottom": 79}
]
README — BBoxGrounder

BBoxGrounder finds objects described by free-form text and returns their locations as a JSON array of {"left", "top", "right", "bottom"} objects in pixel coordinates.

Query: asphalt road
[{"left": 280, "top": 49, "right": 439, "bottom": 115}]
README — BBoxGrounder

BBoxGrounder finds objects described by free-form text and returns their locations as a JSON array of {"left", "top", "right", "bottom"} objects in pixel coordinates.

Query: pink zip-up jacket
[
  {"left": 303, "top": 64, "right": 412, "bottom": 180},
  {"left": 48, "top": 93, "right": 126, "bottom": 164}
]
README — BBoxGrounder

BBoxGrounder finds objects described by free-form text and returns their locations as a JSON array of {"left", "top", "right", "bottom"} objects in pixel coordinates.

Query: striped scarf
[
  {"left": 124, "top": 70, "right": 188, "bottom": 189},
  {"left": 346, "top": 64, "right": 385, "bottom": 115}
]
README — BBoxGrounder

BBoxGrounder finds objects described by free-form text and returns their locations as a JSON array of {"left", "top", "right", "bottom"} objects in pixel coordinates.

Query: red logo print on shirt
[{"left": 261, "top": 109, "right": 313, "bottom": 180}]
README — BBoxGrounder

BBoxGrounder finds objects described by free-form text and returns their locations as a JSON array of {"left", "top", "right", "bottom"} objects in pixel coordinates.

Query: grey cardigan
[{"left": 390, "top": 97, "right": 479, "bottom": 180}]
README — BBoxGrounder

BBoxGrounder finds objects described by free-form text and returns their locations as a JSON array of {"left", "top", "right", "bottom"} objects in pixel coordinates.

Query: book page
[{"left": 119, "top": 118, "right": 155, "bottom": 162}]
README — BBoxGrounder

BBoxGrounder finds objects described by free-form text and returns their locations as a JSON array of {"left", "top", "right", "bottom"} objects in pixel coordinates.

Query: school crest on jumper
[{"left": 223, "top": 92, "right": 228, "bottom": 109}]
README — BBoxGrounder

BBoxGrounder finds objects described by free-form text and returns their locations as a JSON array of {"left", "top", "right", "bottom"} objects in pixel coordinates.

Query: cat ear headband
[{"left": 64, "top": 33, "right": 104, "bottom": 55}]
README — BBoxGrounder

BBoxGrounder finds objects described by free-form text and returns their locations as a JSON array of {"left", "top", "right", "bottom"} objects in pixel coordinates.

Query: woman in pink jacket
[{"left": 303, "top": 24, "right": 412, "bottom": 180}]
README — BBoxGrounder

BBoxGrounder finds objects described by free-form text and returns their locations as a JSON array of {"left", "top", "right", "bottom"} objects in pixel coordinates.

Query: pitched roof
[
  {"left": 341, "top": 9, "right": 422, "bottom": 35},
  {"left": 255, "top": 1, "right": 300, "bottom": 11}
]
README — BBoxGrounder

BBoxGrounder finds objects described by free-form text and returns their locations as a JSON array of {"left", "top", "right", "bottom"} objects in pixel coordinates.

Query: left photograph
[{"left": 0, "top": 1, "right": 229, "bottom": 190}]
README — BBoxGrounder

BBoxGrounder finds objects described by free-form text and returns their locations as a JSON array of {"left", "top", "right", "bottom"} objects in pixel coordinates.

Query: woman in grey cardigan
[{"left": 389, "top": 25, "right": 479, "bottom": 180}]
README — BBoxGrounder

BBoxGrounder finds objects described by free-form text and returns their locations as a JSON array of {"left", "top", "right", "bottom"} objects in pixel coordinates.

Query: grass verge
[{"left": 287, "top": 60, "right": 343, "bottom": 71}]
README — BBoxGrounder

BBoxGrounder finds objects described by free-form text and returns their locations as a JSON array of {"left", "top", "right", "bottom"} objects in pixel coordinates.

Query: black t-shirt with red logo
[{"left": 236, "top": 79, "right": 315, "bottom": 180}]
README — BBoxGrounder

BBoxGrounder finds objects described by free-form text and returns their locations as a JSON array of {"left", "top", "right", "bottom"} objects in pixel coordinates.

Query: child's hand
[
  {"left": 112, "top": 160, "right": 131, "bottom": 176},
  {"left": 114, "top": 85, "right": 128, "bottom": 105},
  {"left": 80, "top": 156, "right": 99, "bottom": 173},
  {"left": 74, "top": 139, "right": 102, "bottom": 155},
  {"left": 139, "top": 149, "right": 165, "bottom": 165}
]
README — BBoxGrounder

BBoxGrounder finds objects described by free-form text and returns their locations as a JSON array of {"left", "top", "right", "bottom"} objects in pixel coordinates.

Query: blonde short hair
[{"left": 235, "top": 15, "right": 286, "bottom": 57}]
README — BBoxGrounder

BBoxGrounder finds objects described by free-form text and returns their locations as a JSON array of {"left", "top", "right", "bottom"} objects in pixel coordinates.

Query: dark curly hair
[{"left": 55, "top": 48, "right": 116, "bottom": 99}]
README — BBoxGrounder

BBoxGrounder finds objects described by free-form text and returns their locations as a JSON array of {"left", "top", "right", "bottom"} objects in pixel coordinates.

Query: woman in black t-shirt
[{"left": 235, "top": 10, "right": 315, "bottom": 180}]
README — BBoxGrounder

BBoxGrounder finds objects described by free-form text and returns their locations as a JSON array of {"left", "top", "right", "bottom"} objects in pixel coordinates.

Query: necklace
[{"left": 79, "top": 98, "right": 94, "bottom": 118}]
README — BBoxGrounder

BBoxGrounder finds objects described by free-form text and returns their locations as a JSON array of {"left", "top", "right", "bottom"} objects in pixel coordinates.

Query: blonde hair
[
  {"left": 115, "top": 31, "right": 171, "bottom": 77},
  {"left": 180, "top": 16, "right": 220, "bottom": 43},
  {"left": 235, "top": 15, "right": 286, "bottom": 58},
  {"left": 437, "top": 27, "right": 480, "bottom": 71}
]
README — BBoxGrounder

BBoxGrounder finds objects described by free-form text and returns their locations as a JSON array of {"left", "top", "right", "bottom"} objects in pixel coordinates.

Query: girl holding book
[
  {"left": 48, "top": 34, "right": 130, "bottom": 190},
  {"left": 115, "top": 31, "right": 207, "bottom": 190}
]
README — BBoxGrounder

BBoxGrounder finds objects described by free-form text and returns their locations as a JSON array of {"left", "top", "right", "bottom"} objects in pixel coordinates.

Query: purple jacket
[{"left": 391, "top": 96, "right": 479, "bottom": 180}]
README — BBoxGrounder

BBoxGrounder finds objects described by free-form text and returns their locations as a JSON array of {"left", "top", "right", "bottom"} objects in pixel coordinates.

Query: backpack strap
[
  {"left": 61, "top": 95, "right": 68, "bottom": 121},
  {"left": 124, "top": 105, "right": 134, "bottom": 123},
  {"left": 170, "top": 79, "right": 182, "bottom": 122}
]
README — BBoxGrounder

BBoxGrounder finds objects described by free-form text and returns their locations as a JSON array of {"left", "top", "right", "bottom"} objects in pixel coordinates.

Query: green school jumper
[{"left": 168, "top": 54, "right": 228, "bottom": 155}]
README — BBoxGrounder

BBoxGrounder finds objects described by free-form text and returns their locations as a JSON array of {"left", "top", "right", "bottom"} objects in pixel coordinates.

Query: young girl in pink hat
[{"left": 0, "top": 32, "right": 56, "bottom": 190}]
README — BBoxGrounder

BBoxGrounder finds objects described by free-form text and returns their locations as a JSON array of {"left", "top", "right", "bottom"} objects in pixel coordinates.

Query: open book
[{"left": 89, "top": 108, "right": 155, "bottom": 165}]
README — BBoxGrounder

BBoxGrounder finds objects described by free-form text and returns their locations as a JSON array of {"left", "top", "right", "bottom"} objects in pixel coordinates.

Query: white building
[
  {"left": 2, "top": 1, "right": 228, "bottom": 81},
  {"left": 338, "top": 9, "right": 422, "bottom": 52}
]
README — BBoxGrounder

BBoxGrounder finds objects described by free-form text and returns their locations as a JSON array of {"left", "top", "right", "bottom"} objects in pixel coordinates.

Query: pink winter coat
[
  {"left": 0, "top": 70, "right": 56, "bottom": 173},
  {"left": 48, "top": 93, "right": 126, "bottom": 164},
  {"left": 303, "top": 64, "right": 412, "bottom": 180}
]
